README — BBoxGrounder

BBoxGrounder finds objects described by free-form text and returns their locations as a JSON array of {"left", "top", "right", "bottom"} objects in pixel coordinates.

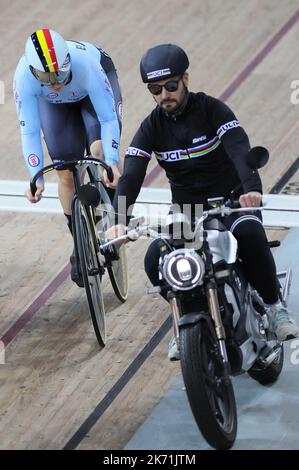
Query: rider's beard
[{"left": 161, "top": 84, "right": 189, "bottom": 116}]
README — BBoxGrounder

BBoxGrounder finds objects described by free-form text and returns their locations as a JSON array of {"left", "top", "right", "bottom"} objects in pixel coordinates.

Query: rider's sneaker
[
  {"left": 70, "top": 250, "right": 84, "bottom": 288},
  {"left": 168, "top": 336, "right": 180, "bottom": 361},
  {"left": 267, "top": 304, "right": 299, "bottom": 341}
]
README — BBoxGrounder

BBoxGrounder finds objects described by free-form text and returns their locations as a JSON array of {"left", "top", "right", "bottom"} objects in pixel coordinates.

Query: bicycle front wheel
[{"left": 74, "top": 198, "right": 106, "bottom": 347}]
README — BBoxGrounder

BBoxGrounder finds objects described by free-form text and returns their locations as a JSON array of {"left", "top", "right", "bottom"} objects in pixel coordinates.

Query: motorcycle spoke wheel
[{"left": 180, "top": 319, "right": 237, "bottom": 449}]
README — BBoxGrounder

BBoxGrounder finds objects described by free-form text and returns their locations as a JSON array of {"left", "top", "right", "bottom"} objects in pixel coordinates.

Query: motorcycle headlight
[{"left": 162, "top": 249, "right": 205, "bottom": 290}]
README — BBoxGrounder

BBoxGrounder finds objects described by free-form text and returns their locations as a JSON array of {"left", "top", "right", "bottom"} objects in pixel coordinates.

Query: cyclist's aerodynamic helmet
[
  {"left": 140, "top": 44, "right": 189, "bottom": 83},
  {"left": 25, "top": 28, "right": 71, "bottom": 85}
]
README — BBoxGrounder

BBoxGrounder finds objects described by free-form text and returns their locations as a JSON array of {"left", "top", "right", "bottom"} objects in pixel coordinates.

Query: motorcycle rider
[
  {"left": 110, "top": 44, "right": 299, "bottom": 358},
  {"left": 14, "top": 28, "right": 122, "bottom": 286}
]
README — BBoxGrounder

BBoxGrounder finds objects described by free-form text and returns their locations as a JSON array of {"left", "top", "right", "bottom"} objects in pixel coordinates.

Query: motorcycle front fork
[
  {"left": 168, "top": 294, "right": 181, "bottom": 349},
  {"left": 168, "top": 285, "right": 229, "bottom": 367},
  {"left": 206, "top": 284, "right": 229, "bottom": 365}
]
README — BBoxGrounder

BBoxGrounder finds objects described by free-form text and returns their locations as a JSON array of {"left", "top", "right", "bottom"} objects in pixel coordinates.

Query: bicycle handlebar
[{"left": 30, "top": 158, "right": 114, "bottom": 196}]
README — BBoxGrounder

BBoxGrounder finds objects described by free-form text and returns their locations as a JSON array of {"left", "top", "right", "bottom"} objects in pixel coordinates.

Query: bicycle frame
[{"left": 30, "top": 157, "right": 128, "bottom": 346}]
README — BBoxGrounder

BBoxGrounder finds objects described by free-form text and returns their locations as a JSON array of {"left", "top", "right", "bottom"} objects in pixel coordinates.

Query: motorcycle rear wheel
[{"left": 180, "top": 318, "right": 237, "bottom": 450}]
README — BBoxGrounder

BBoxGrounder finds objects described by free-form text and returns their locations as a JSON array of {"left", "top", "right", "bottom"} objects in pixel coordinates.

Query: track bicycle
[{"left": 31, "top": 157, "right": 128, "bottom": 347}]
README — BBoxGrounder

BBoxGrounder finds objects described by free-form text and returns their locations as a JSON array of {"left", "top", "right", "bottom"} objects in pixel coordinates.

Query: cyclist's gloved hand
[
  {"left": 26, "top": 181, "right": 44, "bottom": 203},
  {"left": 239, "top": 191, "right": 262, "bottom": 208},
  {"left": 103, "top": 163, "right": 121, "bottom": 189}
]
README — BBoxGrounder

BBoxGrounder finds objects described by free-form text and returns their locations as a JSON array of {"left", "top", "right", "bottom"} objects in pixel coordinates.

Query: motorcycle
[{"left": 101, "top": 147, "right": 291, "bottom": 450}]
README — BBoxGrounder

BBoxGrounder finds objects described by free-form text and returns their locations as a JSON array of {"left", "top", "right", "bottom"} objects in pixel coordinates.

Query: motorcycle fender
[{"left": 178, "top": 312, "right": 210, "bottom": 328}]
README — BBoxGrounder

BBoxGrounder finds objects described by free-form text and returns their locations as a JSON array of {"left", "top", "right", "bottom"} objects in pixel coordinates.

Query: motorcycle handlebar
[
  {"left": 101, "top": 224, "right": 164, "bottom": 250},
  {"left": 101, "top": 201, "right": 266, "bottom": 249},
  {"left": 225, "top": 200, "right": 241, "bottom": 209},
  {"left": 225, "top": 200, "right": 264, "bottom": 210}
]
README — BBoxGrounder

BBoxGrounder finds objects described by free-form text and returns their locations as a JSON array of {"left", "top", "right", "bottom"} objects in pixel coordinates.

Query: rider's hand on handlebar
[
  {"left": 239, "top": 191, "right": 262, "bottom": 208},
  {"left": 105, "top": 224, "right": 127, "bottom": 243},
  {"left": 103, "top": 163, "right": 121, "bottom": 189},
  {"left": 25, "top": 181, "right": 44, "bottom": 203}
]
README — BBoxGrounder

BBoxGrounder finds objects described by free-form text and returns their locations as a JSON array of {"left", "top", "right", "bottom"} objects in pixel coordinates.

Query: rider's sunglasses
[
  {"left": 29, "top": 54, "right": 71, "bottom": 86},
  {"left": 147, "top": 77, "right": 182, "bottom": 96},
  {"left": 30, "top": 66, "right": 70, "bottom": 86}
]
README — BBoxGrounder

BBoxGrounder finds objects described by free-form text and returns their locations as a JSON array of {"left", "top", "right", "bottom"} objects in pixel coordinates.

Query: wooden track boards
[{"left": 1, "top": 0, "right": 299, "bottom": 449}]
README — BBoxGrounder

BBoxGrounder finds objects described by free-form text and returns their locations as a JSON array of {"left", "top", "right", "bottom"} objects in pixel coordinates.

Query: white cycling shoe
[{"left": 168, "top": 336, "right": 180, "bottom": 361}]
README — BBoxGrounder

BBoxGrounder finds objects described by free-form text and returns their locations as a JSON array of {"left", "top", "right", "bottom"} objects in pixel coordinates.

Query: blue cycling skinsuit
[{"left": 13, "top": 40, "right": 122, "bottom": 179}]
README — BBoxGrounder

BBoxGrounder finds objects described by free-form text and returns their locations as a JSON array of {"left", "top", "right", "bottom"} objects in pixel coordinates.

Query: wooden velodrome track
[{"left": 1, "top": 0, "right": 299, "bottom": 450}]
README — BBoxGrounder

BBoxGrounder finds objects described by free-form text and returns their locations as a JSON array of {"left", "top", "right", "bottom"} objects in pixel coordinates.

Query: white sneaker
[
  {"left": 268, "top": 305, "right": 299, "bottom": 341},
  {"left": 168, "top": 336, "right": 180, "bottom": 361}
]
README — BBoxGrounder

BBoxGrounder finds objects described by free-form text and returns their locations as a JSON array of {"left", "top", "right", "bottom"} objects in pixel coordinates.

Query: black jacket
[{"left": 114, "top": 92, "right": 262, "bottom": 222}]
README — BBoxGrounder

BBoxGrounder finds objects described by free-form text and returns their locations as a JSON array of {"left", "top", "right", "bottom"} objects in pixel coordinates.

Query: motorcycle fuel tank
[{"left": 206, "top": 229, "right": 238, "bottom": 264}]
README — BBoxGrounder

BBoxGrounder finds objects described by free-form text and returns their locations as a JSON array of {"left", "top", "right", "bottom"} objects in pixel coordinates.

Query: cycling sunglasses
[
  {"left": 29, "top": 54, "right": 71, "bottom": 86},
  {"left": 30, "top": 66, "right": 70, "bottom": 85},
  {"left": 147, "top": 77, "right": 182, "bottom": 96}
]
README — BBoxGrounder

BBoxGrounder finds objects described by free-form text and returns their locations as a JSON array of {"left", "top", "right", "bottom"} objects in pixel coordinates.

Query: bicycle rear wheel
[
  {"left": 97, "top": 183, "right": 128, "bottom": 302},
  {"left": 107, "top": 245, "right": 128, "bottom": 302},
  {"left": 74, "top": 198, "right": 106, "bottom": 347}
]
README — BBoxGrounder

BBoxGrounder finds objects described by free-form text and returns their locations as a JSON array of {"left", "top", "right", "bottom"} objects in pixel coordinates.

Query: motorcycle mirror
[{"left": 246, "top": 146, "right": 269, "bottom": 170}]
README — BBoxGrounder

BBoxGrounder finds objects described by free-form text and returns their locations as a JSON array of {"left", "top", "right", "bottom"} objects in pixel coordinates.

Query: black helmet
[{"left": 140, "top": 44, "right": 189, "bottom": 83}]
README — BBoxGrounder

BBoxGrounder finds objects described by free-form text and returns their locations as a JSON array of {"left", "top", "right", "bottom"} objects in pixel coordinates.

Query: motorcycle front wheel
[{"left": 180, "top": 318, "right": 237, "bottom": 450}]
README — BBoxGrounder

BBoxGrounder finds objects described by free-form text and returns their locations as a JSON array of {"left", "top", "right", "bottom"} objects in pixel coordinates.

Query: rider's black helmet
[{"left": 140, "top": 44, "right": 189, "bottom": 83}]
